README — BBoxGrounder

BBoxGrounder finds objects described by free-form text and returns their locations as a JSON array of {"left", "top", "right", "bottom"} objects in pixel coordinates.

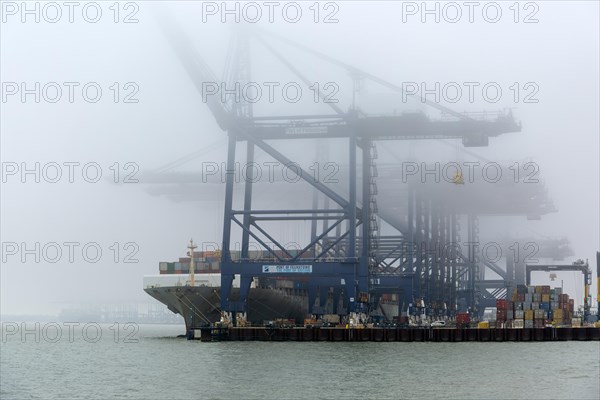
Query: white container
[{"left": 514, "top": 319, "right": 524, "bottom": 329}]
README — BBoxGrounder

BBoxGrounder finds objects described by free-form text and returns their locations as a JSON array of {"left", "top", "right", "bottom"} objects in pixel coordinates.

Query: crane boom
[{"left": 157, "top": 13, "right": 232, "bottom": 130}]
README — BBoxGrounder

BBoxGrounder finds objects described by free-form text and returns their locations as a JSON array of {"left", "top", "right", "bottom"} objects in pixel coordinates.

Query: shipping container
[
  {"left": 515, "top": 310, "right": 524, "bottom": 319},
  {"left": 497, "top": 310, "right": 507, "bottom": 321},
  {"left": 513, "top": 319, "right": 524, "bottom": 329},
  {"left": 542, "top": 285, "right": 551, "bottom": 294},
  {"left": 531, "top": 302, "right": 539, "bottom": 310},
  {"left": 524, "top": 310, "right": 534, "bottom": 320},
  {"left": 456, "top": 313, "right": 470, "bottom": 325},
  {"left": 197, "top": 263, "right": 208, "bottom": 271},
  {"left": 323, "top": 314, "right": 340, "bottom": 324}
]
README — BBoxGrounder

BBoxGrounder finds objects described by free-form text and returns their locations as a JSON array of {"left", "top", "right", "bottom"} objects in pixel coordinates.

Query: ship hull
[
  {"left": 144, "top": 286, "right": 309, "bottom": 330},
  {"left": 145, "top": 283, "right": 403, "bottom": 330}
]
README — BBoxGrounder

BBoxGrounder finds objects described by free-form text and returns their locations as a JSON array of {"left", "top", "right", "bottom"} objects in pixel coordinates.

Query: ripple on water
[{"left": 1, "top": 325, "right": 599, "bottom": 400}]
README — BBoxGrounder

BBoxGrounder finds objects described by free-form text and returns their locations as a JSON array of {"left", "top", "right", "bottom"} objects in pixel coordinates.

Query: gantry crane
[
  {"left": 526, "top": 259, "right": 594, "bottom": 321},
  {"left": 157, "top": 12, "right": 521, "bottom": 324}
]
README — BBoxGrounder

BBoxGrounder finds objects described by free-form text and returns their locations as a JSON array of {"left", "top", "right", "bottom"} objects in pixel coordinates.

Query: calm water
[{"left": 1, "top": 323, "right": 599, "bottom": 400}]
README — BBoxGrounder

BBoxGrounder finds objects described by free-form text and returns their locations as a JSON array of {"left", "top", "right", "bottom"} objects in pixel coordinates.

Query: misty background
[{"left": 1, "top": 1, "right": 598, "bottom": 316}]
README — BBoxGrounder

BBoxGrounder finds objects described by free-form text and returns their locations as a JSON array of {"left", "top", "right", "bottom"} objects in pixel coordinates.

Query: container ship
[
  {"left": 143, "top": 242, "right": 368, "bottom": 330},
  {"left": 144, "top": 242, "right": 596, "bottom": 333}
]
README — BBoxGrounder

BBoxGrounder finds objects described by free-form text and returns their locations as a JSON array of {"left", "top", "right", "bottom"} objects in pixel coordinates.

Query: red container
[
  {"left": 456, "top": 313, "right": 470, "bottom": 325},
  {"left": 496, "top": 299, "right": 508, "bottom": 310},
  {"left": 496, "top": 310, "right": 507, "bottom": 321},
  {"left": 559, "top": 294, "right": 569, "bottom": 303},
  {"left": 542, "top": 285, "right": 551, "bottom": 294}
]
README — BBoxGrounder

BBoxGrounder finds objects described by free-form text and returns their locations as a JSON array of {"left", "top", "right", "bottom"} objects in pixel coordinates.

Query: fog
[{"left": 1, "top": 1, "right": 598, "bottom": 316}]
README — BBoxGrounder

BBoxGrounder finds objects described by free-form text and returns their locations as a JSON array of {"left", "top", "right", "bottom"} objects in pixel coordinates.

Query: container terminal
[{"left": 143, "top": 14, "right": 600, "bottom": 341}]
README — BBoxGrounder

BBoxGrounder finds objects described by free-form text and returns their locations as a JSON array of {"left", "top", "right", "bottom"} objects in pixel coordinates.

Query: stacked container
[
  {"left": 507, "top": 285, "right": 577, "bottom": 328},
  {"left": 159, "top": 262, "right": 176, "bottom": 274},
  {"left": 495, "top": 299, "right": 509, "bottom": 328},
  {"left": 552, "top": 291, "right": 575, "bottom": 326}
]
